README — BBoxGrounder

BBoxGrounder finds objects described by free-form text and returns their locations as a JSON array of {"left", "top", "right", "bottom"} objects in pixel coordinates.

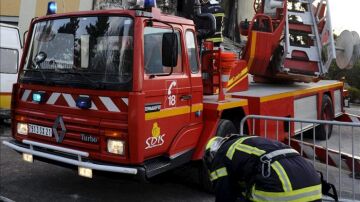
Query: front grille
[{"left": 16, "top": 109, "right": 106, "bottom": 152}]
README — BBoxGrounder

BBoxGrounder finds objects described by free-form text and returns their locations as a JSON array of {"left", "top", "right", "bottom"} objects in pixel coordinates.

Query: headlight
[
  {"left": 17, "top": 123, "right": 28, "bottom": 135},
  {"left": 107, "top": 139, "right": 125, "bottom": 155}
]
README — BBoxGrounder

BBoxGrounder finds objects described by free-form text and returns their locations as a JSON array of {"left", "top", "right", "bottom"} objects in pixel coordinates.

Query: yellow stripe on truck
[
  {"left": 145, "top": 106, "right": 191, "bottom": 120},
  {"left": 0, "top": 94, "right": 11, "bottom": 109},
  {"left": 227, "top": 68, "right": 249, "bottom": 90},
  {"left": 191, "top": 103, "right": 203, "bottom": 112},
  {"left": 145, "top": 104, "right": 204, "bottom": 120},
  {"left": 247, "top": 32, "right": 257, "bottom": 69},
  {"left": 217, "top": 99, "right": 248, "bottom": 111},
  {"left": 260, "top": 82, "right": 343, "bottom": 103}
]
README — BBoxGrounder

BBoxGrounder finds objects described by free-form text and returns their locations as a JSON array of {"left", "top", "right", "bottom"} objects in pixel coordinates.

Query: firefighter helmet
[{"left": 204, "top": 136, "right": 226, "bottom": 168}]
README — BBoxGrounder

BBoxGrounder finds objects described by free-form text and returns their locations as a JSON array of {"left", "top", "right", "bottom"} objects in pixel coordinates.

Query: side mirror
[
  {"left": 34, "top": 51, "right": 47, "bottom": 65},
  {"left": 162, "top": 33, "right": 178, "bottom": 67}
]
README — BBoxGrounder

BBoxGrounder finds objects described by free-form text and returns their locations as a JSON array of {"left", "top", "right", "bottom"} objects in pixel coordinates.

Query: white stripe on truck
[
  {"left": 63, "top": 93, "right": 76, "bottom": 108},
  {"left": 21, "top": 90, "right": 125, "bottom": 112},
  {"left": 46, "top": 92, "right": 61, "bottom": 104},
  {"left": 99, "top": 96, "right": 120, "bottom": 112},
  {"left": 21, "top": 90, "right": 31, "bottom": 101}
]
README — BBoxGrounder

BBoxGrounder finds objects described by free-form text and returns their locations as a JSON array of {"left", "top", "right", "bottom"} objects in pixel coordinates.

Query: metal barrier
[{"left": 240, "top": 115, "right": 360, "bottom": 201}]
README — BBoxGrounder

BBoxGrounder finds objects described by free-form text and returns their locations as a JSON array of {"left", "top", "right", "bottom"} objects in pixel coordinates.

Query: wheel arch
[{"left": 220, "top": 107, "right": 249, "bottom": 134}]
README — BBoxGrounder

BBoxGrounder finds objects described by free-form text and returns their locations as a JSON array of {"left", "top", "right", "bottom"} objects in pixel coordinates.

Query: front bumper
[
  {"left": 2, "top": 139, "right": 139, "bottom": 175},
  {"left": 0, "top": 109, "right": 10, "bottom": 119}
]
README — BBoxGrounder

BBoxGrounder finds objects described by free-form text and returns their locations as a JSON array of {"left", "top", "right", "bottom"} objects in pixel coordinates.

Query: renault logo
[{"left": 53, "top": 116, "right": 66, "bottom": 143}]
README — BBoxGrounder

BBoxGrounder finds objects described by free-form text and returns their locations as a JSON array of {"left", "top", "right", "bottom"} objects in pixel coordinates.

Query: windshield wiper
[
  {"left": 24, "top": 69, "right": 54, "bottom": 85},
  {"left": 58, "top": 70, "right": 103, "bottom": 89}
]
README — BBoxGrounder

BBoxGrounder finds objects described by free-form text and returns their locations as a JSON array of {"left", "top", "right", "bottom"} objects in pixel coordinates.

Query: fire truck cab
[{"left": 4, "top": 6, "right": 213, "bottom": 178}]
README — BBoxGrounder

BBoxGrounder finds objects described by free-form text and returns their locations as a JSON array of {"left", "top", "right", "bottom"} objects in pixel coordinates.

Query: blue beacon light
[
  {"left": 32, "top": 92, "right": 45, "bottom": 103},
  {"left": 144, "top": 0, "right": 157, "bottom": 8},
  {"left": 47, "top": 1, "right": 57, "bottom": 15},
  {"left": 76, "top": 95, "right": 92, "bottom": 109}
]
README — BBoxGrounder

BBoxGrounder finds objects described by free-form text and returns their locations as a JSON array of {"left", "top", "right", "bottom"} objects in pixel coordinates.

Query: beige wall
[
  {"left": 0, "top": 0, "right": 81, "bottom": 18},
  {"left": 18, "top": 0, "right": 93, "bottom": 42},
  {"left": 0, "top": 0, "right": 21, "bottom": 16},
  {"left": 35, "top": 0, "right": 80, "bottom": 17}
]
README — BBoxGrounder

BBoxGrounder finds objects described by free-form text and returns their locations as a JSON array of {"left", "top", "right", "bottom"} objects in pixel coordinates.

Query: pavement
[{"left": 1, "top": 105, "right": 360, "bottom": 201}]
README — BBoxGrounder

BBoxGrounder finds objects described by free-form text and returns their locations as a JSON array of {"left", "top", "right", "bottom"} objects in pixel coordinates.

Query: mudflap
[{"left": 335, "top": 113, "right": 360, "bottom": 123}]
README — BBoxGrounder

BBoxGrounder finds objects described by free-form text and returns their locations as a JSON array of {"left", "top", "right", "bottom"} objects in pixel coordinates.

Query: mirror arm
[
  {"left": 147, "top": 19, "right": 175, "bottom": 34},
  {"left": 148, "top": 67, "right": 173, "bottom": 78},
  {"left": 154, "top": 66, "right": 173, "bottom": 77}
]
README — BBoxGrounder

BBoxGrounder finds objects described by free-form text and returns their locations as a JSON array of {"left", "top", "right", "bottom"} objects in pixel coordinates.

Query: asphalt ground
[{"left": 1, "top": 105, "right": 360, "bottom": 202}]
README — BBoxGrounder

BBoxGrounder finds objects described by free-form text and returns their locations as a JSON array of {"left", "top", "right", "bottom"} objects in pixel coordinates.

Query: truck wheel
[
  {"left": 199, "top": 119, "right": 237, "bottom": 192},
  {"left": 216, "top": 119, "right": 237, "bottom": 137},
  {"left": 316, "top": 95, "right": 334, "bottom": 140}
]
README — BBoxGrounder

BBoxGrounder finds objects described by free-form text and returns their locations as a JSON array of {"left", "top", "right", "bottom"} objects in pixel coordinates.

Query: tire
[
  {"left": 199, "top": 119, "right": 237, "bottom": 192},
  {"left": 316, "top": 95, "right": 334, "bottom": 140},
  {"left": 215, "top": 119, "right": 238, "bottom": 137}
]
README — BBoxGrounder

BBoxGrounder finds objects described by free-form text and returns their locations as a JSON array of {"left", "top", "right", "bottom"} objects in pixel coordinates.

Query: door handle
[{"left": 180, "top": 95, "right": 192, "bottom": 101}]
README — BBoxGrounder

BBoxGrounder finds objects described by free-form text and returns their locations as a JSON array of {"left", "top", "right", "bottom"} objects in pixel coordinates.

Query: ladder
[{"left": 283, "top": 0, "right": 336, "bottom": 76}]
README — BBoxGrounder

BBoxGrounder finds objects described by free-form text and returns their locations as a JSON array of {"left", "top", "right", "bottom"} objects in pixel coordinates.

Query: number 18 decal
[{"left": 167, "top": 81, "right": 177, "bottom": 107}]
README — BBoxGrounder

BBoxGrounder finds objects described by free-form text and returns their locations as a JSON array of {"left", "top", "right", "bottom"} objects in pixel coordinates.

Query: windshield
[{"left": 21, "top": 16, "right": 134, "bottom": 90}]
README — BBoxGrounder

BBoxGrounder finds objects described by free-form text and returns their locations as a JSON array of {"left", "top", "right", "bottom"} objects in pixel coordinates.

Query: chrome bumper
[
  {"left": 0, "top": 109, "right": 10, "bottom": 119},
  {"left": 2, "top": 139, "right": 138, "bottom": 175}
]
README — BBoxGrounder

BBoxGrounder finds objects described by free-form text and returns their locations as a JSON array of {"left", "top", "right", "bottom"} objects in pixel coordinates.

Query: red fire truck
[{"left": 3, "top": 0, "right": 359, "bottom": 183}]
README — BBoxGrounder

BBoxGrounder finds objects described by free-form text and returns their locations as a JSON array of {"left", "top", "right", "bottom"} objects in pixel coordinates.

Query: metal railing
[{"left": 240, "top": 115, "right": 360, "bottom": 201}]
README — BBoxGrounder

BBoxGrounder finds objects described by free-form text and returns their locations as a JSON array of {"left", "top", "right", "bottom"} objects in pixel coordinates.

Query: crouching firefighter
[{"left": 205, "top": 135, "right": 338, "bottom": 202}]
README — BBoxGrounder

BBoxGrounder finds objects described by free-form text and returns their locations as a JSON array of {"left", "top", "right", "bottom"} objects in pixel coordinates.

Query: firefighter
[
  {"left": 204, "top": 135, "right": 326, "bottom": 202},
  {"left": 200, "top": 0, "right": 225, "bottom": 46}
]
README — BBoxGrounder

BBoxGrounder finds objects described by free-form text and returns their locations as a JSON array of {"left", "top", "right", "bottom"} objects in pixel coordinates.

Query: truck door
[{"left": 142, "top": 26, "right": 192, "bottom": 157}]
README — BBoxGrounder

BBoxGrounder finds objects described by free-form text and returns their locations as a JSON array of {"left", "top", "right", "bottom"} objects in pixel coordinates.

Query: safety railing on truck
[
  {"left": 240, "top": 115, "right": 360, "bottom": 201},
  {"left": 284, "top": 0, "right": 336, "bottom": 76}
]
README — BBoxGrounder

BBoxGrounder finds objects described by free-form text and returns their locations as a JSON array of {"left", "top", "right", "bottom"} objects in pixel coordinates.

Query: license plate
[
  {"left": 78, "top": 167, "right": 93, "bottom": 178},
  {"left": 22, "top": 153, "right": 33, "bottom": 163},
  {"left": 28, "top": 124, "right": 52, "bottom": 137}
]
